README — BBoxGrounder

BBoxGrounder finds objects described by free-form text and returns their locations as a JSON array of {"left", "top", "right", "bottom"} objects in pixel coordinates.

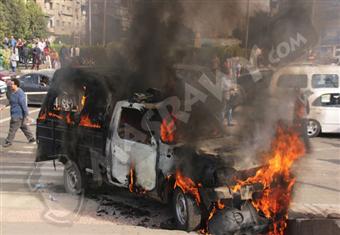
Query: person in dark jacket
[
  {"left": 2, "top": 78, "right": 35, "bottom": 147},
  {"left": 22, "top": 43, "right": 30, "bottom": 69},
  {"left": 224, "top": 88, "right": 238, "bottom": 126},
  {"left": 31, "top": 43, "right": 41, "bottom": 70},
  {"left": 59, "top": 45, "right": 70, "bottom": 68}
]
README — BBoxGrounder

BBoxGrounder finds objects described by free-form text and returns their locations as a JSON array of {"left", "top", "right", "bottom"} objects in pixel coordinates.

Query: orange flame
[
  {"left": 79, "top": 115, "right": 101, "bottom": 128},
  {"left": 129, "top": 167, "right": 134, "bottom": 193},
  {"left": 174, "top": 170, "right": 201, "bottom": 205},
  {"left": 65, "top": 113, "right": 73, "bottom": 125},
  {"left": 160, "top": 115, "right": 176, "bottom": 143},
  {"left": 232, "top": 126, "right": 305, "bottom": 235},
  {"left": 128, "top": 165, "right": 147, "bottom": 194},
  {"left": 38, "top": 111, "right": 47, "bottom": 120},
  {"left": 48, "top": 112, "right": 63, "bottom": 120}
]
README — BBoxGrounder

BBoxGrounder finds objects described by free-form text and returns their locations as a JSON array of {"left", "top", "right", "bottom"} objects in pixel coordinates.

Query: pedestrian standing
[
  {"left": 50, "top": 49, "right": 60, "bottom": 69},
  {"left": 225, "top": 88, "right": 237, "bottom": 126},
  {"left": 44, "top": 44, "right": 51, "bottom": 68},
  {"left": 10, "top": 36, "right": 17, "bottom": 48},
  {"left": 10, "top": 47, "right": 19, "bottom": 72},
  {"left": 22, "top": 43, "right": 29, "bottom": 69},
  {"left": 16, "top": 38, "right": 24, "bottom": 63},
  {"left": 59, "top": 45, "right": 70, "bottom": 68},
  {"left": 3, "top": 37, "right": 9, "bottom": 49},
  {"left": 2, "top": 78, "right": 35, "bottom": 148},
  {"left": 31, "top": 43, "right": 41, "bottom": 70}
]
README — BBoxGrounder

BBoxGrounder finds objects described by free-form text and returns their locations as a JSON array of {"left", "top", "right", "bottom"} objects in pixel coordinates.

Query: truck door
[{"left": 110, "top": 105, "right": 157, "bottom": 191}]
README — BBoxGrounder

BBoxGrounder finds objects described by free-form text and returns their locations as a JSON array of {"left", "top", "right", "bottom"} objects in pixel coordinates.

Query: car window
[
  {"left": 312, "top": 93, "right": 340, "bottom": 107},
  {"left": 312, "top": 74, "right": 339, "bottom": 88},
  {"left": 118, "top": 107, "right": 152, "bottom": 145},
  {"left": 277, "top": 74, "right": 308, "bottom": 88},
  {"left": 39, "top": 75, "right": 50, "bottom": 86},
  {"left": 23, "top": 74, "right": 39, "bottom": 85}
]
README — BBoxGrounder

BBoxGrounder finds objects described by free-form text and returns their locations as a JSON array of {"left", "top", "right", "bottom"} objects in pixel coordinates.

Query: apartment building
[
  {"left": 88, "top": 0, "right": 133, "bottom": 45},
  {"left": 34, "top": 0, "right": 87, "bottom": 43}
]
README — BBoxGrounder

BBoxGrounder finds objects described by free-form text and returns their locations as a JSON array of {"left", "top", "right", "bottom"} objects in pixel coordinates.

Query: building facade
[
  {"left": 34, "top": 0, "right": 87, "bottom": 44},
  {"left": 87, "top": 0, "right": 133, "bottom": 45}
]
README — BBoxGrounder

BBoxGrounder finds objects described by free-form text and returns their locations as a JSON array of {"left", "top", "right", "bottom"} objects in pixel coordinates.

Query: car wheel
[
  {"left": 173, "top": 188, "right": 202, "bottom": 231},
  {"left": 307, "top": 119, "right": 321, "bottom": 137},
  {"left": 64, "top": 160, "right": 85, "bottom": 195}
]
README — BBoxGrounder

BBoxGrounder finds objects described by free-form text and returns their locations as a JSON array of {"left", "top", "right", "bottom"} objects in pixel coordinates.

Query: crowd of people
[{"left": 1, "top": 36, "right": 66, "bottom": 72}]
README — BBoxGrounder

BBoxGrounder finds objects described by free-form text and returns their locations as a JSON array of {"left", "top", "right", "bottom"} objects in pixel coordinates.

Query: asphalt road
[{"left": 0, "top": 101, "right": 339, "bottom": 235}]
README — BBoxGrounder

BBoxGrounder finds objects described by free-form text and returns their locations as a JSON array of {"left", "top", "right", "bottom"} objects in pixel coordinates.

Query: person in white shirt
[{"left": 10, "top": 47, "right": 19, "bottom": 72}]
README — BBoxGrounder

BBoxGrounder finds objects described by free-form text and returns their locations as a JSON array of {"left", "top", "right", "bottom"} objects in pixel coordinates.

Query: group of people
[{"left": 2, "top": 36, "right": 61, "bottom": 72}]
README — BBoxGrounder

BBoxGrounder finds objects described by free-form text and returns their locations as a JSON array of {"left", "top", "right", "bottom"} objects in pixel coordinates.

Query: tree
[
  {"left": 0, "top": 0, "right": 47, "bottom": 41},
  {"left": 25, "top": 0, "right": 47, "bottom": 39}
]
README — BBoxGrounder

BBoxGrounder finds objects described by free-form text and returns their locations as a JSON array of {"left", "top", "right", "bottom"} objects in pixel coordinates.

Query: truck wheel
[
  {"left": 64, "top": 161, "right": 85, "bottom": 195},
  {"left": 307, "top": 119, "right": 321, "bottom": 137},
  {"left": 173, "top": 188, "right": 202, "bottom": 231}
]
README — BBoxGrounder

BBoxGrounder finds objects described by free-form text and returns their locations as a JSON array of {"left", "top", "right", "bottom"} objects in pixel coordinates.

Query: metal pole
[
  {"left": 103, "top": 0, "right": 107, "bottom": 46},
  {"left": 89, "top": 0, "right": 92, "bottom": 46},
  {"left": 311, "top": 0, "right": 316, "bottom": 26},
  {"left": 245, "top": 0, "right": 250, "bottom": 56}
]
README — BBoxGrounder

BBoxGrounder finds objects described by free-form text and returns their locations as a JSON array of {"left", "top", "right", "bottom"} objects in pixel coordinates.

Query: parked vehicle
[
  {"left": 19, "top": 69, "right": 55, "bottom": 105},
  {"left": 307, "top": 89, "right": 340, "bottom": 137},
  {"left": 35, "top": 67, "right": 269, "bottom": 233},
  {"left": 0, "top": 69, "right": 18, "bottom": 81},
  {"left": 269, "top": 64, "right": 340, "bottom": 96},
  {"left": 0, "top": 80, "right": 7, "bottom": 95}
]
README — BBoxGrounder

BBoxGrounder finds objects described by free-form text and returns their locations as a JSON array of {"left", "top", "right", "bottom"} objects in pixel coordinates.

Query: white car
[
  {"left": 0, "top": 80, "right": 7, "bottom": 95},
  {"left": 269, "top": 64, "right": 340, "bottom": 96},
  {"left": 307, "top": 89, "right": 340, "bottom": 137}
]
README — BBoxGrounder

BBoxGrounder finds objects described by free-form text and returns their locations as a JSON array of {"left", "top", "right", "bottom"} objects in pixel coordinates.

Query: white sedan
[{"left": 307, "top": 88, "right": 340, "bottom": 137}]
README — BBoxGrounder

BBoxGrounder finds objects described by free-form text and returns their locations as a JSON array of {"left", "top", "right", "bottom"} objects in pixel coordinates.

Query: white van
[
  {"left": 269, "top": 64, "right": 340, "bottom": 95},
  {"left": 307, "top": 89, "right": 340, "bottom": 137}
]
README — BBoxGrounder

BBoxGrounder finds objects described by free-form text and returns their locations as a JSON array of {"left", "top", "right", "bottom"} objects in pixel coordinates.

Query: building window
[
  {"left": 49, "top": 19, "right": 53, "bottom": 28},
  {"left": 56, "top": 20, "right": 60, "bottom": 26},
  {"left": 62, "top": 21, "right": 65, "bottom": 26}
]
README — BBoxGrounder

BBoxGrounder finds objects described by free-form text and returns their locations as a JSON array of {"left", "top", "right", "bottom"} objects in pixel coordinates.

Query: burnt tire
[
  {"left": 307, "top": 119, "right": 321, "bottom": 137},
  {"left": 173, "top": 188, "right": 202, "bottom": 231},
  {"left": 64, "top": 160, "right": 85, "bottom": 195}
]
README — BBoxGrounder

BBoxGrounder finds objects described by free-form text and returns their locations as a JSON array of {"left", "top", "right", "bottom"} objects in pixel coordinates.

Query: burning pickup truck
[{"left": 36, "top": 67, "right": 276, "bottom": 234}]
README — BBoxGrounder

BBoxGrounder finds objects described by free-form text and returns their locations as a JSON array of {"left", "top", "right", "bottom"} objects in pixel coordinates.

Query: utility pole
[
  {"left": 245, "top": 0, "right": 251, "bottom": 57},
  {"left": 89, "top": 0, "right": 92, "bottom": 46},
  {"left": 311, "top": 0, "right": 316, "bottom": 26},
  {"left": 103, "top": 0, "right": 107, "bottom": 46}
]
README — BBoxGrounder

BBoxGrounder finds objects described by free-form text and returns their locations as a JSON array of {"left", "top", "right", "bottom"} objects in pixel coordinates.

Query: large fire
[{"left": 232, "top": 125, "right": 305, "bottom": 235}]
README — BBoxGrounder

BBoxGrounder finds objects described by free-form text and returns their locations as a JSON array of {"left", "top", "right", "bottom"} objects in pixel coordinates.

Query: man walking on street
[{"left": 2, "top": 78, "right": 35, "bottom": 147}]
